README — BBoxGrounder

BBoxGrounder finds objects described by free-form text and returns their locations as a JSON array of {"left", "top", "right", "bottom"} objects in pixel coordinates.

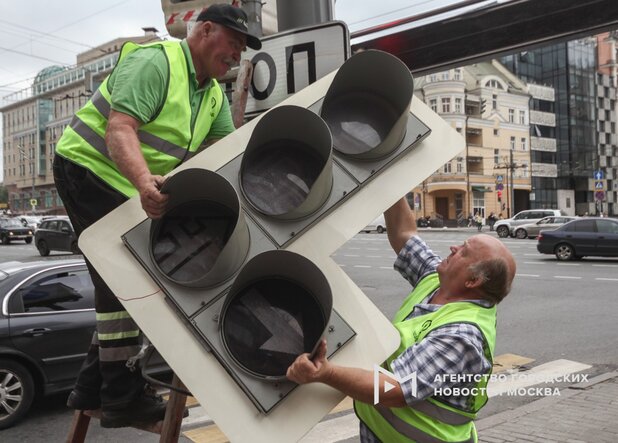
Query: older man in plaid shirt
[{"left": 288, "top": 198, "right": 516, "bottom": 443}]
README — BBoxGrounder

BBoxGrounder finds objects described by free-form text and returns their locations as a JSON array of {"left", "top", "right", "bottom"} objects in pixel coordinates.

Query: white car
[
  {"left": 494, "top": 209, "right": 564, "bottom": 238},
  {"left": 362, "top": 215, "right": 386, "bottom": 233}
]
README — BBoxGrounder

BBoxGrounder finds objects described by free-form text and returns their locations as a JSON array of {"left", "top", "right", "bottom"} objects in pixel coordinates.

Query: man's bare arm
[
  {"left": 286, "top": 340, "right": 407, "bottom": 408},
  {"left": 106, "top": 110, "right": 168, "bottom": 219},
  {"left": 384, "top": 198, "right": 418, "bottom": 254}
]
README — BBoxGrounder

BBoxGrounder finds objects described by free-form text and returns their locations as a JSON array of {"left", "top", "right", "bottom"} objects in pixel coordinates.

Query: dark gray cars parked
[{"left": 0, "top": 259, "right": 94, "bottom": 429}]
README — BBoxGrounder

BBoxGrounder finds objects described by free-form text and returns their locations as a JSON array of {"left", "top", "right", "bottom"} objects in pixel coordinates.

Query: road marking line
[
  {"left": 556, "top": 263, "right": 580, "bottom": 266},
  {"left": 347, "top": 247, "right": 361, "bottom": 250},
  {"left": 343, "top": 254, "right": 359, "bottom": 257},
  {"left": 523, "top": 262, "right": 546, "bottom": 265},
  {"left": 379, "top": 266, "right": 393, "bottom": 270},
  {"left": 554, "top": 276, "right": 582, "bottom": 279},
  {"left": 299, "top": 413, "right": 359, "bottom": 442},
  {"left": 592, "top": 264, "right": 618, "bottom": 268},
  {"left": 517, "top": 274, "right": 540, "bottom": 278},
  {"left": 523, "top": 253, "right": 540, "bottom": 256},
  {"left": 487, "top": 359, "right": 592, "bottom": 397},
  {"left": 367, "top": 248, "right": 380, "bottom": 251},
  {"left": 353, "top": 265, "right": 371, "bottom": 268},
  {"left": 367, "top": 255, "right": 381, "bottom": 258},
  {"left": 595, "top": 277, "right": 618, "bottom": 281}
]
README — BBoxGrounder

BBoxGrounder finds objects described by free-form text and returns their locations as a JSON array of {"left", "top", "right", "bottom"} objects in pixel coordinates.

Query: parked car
[
  {"left": 35, "top": 217, "right": 79, "bottom": 256},
  {"left": 536, "top": 218, "right": 618, "bottom": 260},
  {"left": 0, "top": 259, "right": 94, "bottom": 429},
  {"left": 362, "top": 214, "right": 386, "bottom": 233},
  {"left": 514, "top": 216, "right": 578, "bottom": 239},
  {"left": 494, "top": 209, "right": 564, "bottom": 238},
  {"left": 0, "top": 259, "right": 169, "bottom": 429},
  {"left": 0, "top": 218, "right": 33, "bottom": 245}
]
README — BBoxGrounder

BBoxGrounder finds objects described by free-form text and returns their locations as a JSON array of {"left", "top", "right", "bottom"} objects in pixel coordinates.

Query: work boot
[
  {"left": 66, "top": 390, "right": 101, "bottom": 411},
  {"left": 100, "top": 385, "right": 168, "bottom": 428}
]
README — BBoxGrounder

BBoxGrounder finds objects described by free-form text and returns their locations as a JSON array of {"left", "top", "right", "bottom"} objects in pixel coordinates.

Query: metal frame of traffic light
[{"left": 79, "top": 51, "right": 466, "bottom": 442}]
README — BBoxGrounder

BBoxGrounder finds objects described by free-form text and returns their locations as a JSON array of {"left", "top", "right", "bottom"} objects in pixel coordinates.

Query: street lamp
[
  {"left": 17, "top": 146, "right": 36, "bottom": 215},
  {"left": 494, "top": 149, "right": 527, "bottom": 218}
]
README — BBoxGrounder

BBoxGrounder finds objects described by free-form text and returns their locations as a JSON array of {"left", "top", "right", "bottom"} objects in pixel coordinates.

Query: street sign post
[
  {"left": 240, "top": 21, "right": 350, "bottom": 115},
  {"left": 594, "top": 169, "right": 604, "bottom": 180}
]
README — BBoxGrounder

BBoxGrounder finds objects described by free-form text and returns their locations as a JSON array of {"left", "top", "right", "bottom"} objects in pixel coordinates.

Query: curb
[{"left": 476, "top": 371, "right": 618, "bottom": 431}]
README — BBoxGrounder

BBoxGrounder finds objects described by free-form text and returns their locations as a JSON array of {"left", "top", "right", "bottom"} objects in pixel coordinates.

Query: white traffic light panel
[{"left": 80, "top": 50, "right": 465, "bottom": 442}]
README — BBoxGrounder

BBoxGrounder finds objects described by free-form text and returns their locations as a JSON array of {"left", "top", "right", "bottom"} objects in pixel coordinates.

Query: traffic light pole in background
[{"left": 494, "top": 149, "right": 527, "bottom": 218}]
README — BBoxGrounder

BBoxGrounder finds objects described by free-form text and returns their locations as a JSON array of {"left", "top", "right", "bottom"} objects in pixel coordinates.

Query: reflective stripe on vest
[
  {"left": 355, "top": 273, "right": 497, "bottom": 443},
  {"left": 56, "top": 40, "right": 223, "bottom": 197},
  {"left": 375, "top": 406, "right": 476, "bottom": 443}
]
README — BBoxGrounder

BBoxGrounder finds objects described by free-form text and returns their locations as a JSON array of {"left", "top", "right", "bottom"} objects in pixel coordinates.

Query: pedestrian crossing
[{"left": 177, "top": 355, "right": 593, "bottom": 443}]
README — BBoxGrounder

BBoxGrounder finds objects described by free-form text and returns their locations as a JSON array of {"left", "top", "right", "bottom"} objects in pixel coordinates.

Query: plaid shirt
[{"left": 360, "top": 235, "right": 493, "bottom": 443}]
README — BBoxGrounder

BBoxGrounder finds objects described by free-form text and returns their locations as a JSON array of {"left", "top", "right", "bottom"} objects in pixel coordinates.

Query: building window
[
  {"left": 510, "top": 136, "right": 516, "bottom": 150},
  {"left": 457, "top": 159, "right": 463, "bottom": 172},
  {"left": 519, "top": 110, "right": 525, "bottom": 125},
  {"left": 521, "top": 138, "right": 527, "bottom": 151},
  {"left": 441, "top": 97, "right": 451, "bottom": 113},
  {"left": 430, "top": 99, "right": 437, "bottom": 112},
  {"left": 455, "top": 98, "right": 462, "bottom": 114},
  {"left": 443, "top": 162, "right": 452, "bottom": 173},
  {"left": 508, "top": 109, "right": 515, "bottom": 123},
  {"left": 429, "top": 74, "right": 438, "bottom": 82},
  {"left": 492, "top": 94, "right": 497, "bottom": 110},
  {"left": 494, "top": 149, "right": 500, "bottom": 165},
  {"left": 441, "top": 71, "right": 449, "bottom": 80},
  {"left": 454, "top": 68, "right": 462, "bottom": 80},
  {"left": 493, "top": 129, "right": 499, "bottom": 136}
]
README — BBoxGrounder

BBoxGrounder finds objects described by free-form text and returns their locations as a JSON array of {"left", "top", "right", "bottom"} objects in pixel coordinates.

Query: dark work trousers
[{"left": 53, "top": 155, "right": 145, "bottom": 409}]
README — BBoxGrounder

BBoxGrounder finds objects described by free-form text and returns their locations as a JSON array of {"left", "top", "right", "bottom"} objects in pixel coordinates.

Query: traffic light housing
[
  {"left": 497, "top": 190, "right": 502, "bottom": 202},
  {"left": 80, "top": 49, "right": 466, "bottom": 442}
]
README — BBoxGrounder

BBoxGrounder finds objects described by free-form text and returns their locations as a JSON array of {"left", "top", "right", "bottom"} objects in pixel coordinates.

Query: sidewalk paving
[{"left": 477, "top": 371, "right": 618, "bottom": 443}]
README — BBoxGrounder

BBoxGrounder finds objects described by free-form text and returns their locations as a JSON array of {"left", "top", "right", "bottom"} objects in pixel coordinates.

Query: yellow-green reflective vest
[
  {"left": 355, "top": 273, "right": 497, "bottom": 443},
  {"left": 55, "top": 40, "right": 224, "bottom": 197}
]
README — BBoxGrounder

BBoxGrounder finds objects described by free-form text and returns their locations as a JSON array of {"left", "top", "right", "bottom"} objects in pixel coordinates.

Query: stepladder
[{"left": 66, "top": 374, "right": 189, "bottom": 443}]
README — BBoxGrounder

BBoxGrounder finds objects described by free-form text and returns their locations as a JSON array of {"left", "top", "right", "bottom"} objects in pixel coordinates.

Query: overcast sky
[{"left": 0, "top": 0, "right": 430, "bottom": 95}]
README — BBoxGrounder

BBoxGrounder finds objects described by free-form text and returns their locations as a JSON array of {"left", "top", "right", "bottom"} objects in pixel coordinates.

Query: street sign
[
  {"left": 595, "top": 181, "right": 604, "bottom": 190},
  {"left": 595, "top": 190, "right": 605, "bottom": 201},
  {"left": 30, "top": 198, "right": 37, "bottom": 206},
  {"left": 594, "top": 169, "right": 604, "bottom": 180},
  {"left": 496, "top": 183, "right": 504, "bottom": 191},
  {"left": 496, "top": 175, "right": 503, "bottom": 183},
  {"left": 241, "top": 21, "right": 350, "bottom": 115}
]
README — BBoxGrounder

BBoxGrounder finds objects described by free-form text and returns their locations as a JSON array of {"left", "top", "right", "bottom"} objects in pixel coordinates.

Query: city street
[{"left": 1, "top": 229, "right": 617, "bottom": 441}]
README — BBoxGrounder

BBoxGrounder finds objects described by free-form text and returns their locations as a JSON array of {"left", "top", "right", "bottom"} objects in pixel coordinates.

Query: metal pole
[
  {"left": 277, "top": 0, "right": 334, "bottom": 32},
  {"left": 240, "top": 0, "right": 263, "bottom": 37},
  {"left": 510, "top": 149, "right": 515, "bottom": 217}
]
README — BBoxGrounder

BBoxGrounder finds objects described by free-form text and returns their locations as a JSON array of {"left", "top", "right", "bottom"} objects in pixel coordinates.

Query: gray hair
[{"left": 468, "top": 258, "right": 511, "bottom": 304}]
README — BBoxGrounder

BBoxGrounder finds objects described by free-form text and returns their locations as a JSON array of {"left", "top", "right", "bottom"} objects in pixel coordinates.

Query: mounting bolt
[
  {"left": 290, "top": 232, "right": 296, "bottom": 237},
  {"left": 328, "top": 325, "right": 335, "bottom": 333},
  {"left": 336, "top": 342, "right": 342, "bottom": 348},
  {"left": 342, "top": 190, "right": 347, "bottom": 196}
]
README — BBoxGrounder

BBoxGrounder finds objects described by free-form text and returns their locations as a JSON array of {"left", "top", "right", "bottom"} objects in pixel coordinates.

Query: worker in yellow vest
[
  {"left": 54, "top": 4, "right": 260, "bottom": 428},
  {"left": 287, "top": 198, "right": 516, "bottom": 443}
]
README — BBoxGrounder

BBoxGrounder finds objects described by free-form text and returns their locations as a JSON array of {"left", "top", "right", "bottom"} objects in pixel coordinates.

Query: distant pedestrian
[
  {"left": 475, "top": 213, "right": 483, "bottom": 231},
  {"left": 487, "top": 212, "right": 497, "bottom": 231}
]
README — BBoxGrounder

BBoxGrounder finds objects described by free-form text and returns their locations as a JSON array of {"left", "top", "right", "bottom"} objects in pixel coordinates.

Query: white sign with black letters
[{"left": 241, "top": 21, "right": 350, "bottom": 115}]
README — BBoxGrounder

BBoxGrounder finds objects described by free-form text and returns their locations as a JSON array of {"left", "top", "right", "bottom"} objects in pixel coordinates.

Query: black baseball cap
[{"left": 197, "top": 4, "right": 262, "bottom": 50}]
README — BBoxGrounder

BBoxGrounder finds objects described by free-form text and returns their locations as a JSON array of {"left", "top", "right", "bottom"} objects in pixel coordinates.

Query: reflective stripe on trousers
[
  {"left": 375, "top": 405, "right": 476, "bottom": 443},
  {"left": 96, "top": 310, "right": 141, "bottom": 362}
]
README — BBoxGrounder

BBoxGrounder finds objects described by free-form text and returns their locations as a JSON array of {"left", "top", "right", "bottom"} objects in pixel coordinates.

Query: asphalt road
[{"left": 1, "top": 230, "right": 617, "bottom": 441}]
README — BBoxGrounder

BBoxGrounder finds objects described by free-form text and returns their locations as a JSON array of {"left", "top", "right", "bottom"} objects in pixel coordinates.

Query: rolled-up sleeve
[{"left": 394, "top": 236, "right": 442, "bottom": 287}]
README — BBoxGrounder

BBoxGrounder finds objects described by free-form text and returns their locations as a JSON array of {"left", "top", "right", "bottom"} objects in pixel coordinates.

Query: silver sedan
[{"left": 514, "top": 216, "right": 578, "bottom": 239}]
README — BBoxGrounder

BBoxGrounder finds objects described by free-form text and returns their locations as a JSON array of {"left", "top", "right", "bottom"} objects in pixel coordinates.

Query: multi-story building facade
[
  {"left": 411, "top": 61, "right": 533, "bottom": 225},
  {"left": 502, "top": 36, "right": 616, "bottom": 216},
  {"left": 1, "top": 28, "right": 159, "bottom": 215}
]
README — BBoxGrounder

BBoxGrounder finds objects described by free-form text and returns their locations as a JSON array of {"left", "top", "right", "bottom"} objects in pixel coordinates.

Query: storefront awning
[{"left": 471, "top": 186, "right": 492, "bottom": 193}]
